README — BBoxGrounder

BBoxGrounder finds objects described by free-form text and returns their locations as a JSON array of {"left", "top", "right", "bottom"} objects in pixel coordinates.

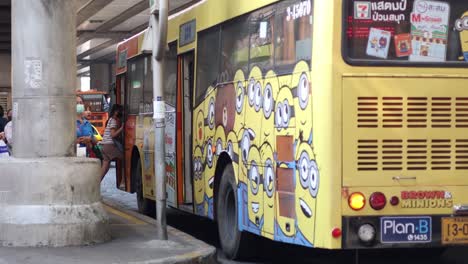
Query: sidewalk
[{"left": 0, "top": 199, "right": 216, "bottom": 264}]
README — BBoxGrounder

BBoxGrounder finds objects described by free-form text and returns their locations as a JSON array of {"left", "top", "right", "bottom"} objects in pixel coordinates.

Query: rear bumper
[{"left": 342, "top": 215, "right": 449, "bottom": 249}]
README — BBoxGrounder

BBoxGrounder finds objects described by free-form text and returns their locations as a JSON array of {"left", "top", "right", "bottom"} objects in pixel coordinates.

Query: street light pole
[{"left": 150, "top": 0, "right": 168, "bottom": 240}]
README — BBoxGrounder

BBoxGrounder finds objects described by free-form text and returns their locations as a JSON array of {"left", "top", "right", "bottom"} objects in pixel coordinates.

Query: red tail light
[
  {"left": 369, "top": 192, "right": 386, "bottom": 210},
  {"left": 332, "top": 228, "right": 342, "bottom": 238},
  {"left": 390, "top": 196, "right": 399, "bottom": 206}
]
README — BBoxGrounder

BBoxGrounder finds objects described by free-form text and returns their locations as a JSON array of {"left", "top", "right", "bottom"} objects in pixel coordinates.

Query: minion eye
[
  {"left": 456, "top": 19, "right": 463, "bottom": 31},
  {"left": 298, "top": 73, "right": 309, "bottom": 110},
  {"left": 208, "top": 98, "right": 215, "bottom": 129},
  {"left": 249, "top": 161, "right": 260, "bottom": 195},
  {"left": 227, "top": 140, "right": 234, "bottom": 158},
  {"left": 463, "top": 17, "right": 468, "bottom": 28},
  {"left": 248, "top": 78, "right": 256, "bottom": 106},
  {"left": 298, "top": 151, "right": 310, "bottom": 189},
  {"left": 198, "top": 161, "right": 203, "bottom": 179},
  {"left": 206, "top": 139, "right": 213, "bottom": 167},
  {"left": 198, "top": 160, "right": 203, "bottom": 179},
  {"left": 275, "top": 101, "right": 283, "bottom": 128},
  {"left": 193, "top": 159, "right": 200, "bottom": 179},
  {"left": 264, "top": 159, "right": 275, "bottom": 198},
  {"left": 309, "top": 160, "right": 320, "bottom": 198},
  {"left": 254, "top": 82, "right": 262, "bottom": 112},
  {"left": 282, "top": 100, "right": 291, "bottom": 127},
  {"left": 241, "top": 131, "right": 251, "bottom": 163},
  {"left": 236, "top": 81, "right": 244, "bottom": 113},
  {"left": 263, "top": 84, "right": 273, "bottom": 119},
  {"left": 216, "top": 138, "right": 223, "bottom": 156}
]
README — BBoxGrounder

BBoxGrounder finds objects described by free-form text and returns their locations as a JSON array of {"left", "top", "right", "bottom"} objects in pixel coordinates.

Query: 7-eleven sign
[{"left": 354, "top": 1, "right": 371, "bottom": 20}]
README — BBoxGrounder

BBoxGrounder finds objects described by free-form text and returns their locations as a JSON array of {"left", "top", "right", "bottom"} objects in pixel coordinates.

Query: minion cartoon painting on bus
[
  {"left": 203, "top": 89, "right": 216, "bottom": 219},
  {"left": 455, "top": 11, "right": 468, "bottom": 61},
  {"left": 193, "top": 58, "right": 318, "bottom": 246},
  {"left": 294, "top": 141, "right": 318, "bottom": 247},
  {"left": 292, "top": 62, "right": 312, "bottom": 143},
  {"left": 193, "top": 146, "right": 205, "bottom": 216},
  {"left": 261, "top": 142, "right": 275, "bottom": 238},
  {"left": 246, "top": 145, "right": 263, "bottom": 235}
]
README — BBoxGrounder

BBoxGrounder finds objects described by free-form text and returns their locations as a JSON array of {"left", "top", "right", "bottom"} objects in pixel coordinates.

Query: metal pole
[{"left": 151, "top": 0, "right": 168, "bottom": 240}]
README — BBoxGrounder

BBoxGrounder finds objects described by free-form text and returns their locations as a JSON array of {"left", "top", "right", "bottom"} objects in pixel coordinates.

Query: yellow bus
[{"left": 115, "top": 0, "right": 468, "bottom": 259}]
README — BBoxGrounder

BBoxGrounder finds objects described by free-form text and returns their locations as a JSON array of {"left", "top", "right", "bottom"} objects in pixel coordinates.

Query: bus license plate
[
  {"left": 381, "top": 217, "right": 431, "bottom": 243},
  {"left": 442, "top": 217, "right": 468, "bottom": 245}
]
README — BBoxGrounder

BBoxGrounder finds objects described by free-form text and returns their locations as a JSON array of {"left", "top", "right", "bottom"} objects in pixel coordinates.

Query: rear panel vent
[
  {"left": 357, "top": 97, "right": 378, "bottom": 128},
  {"left": 407, "top": 97, "right": 428, "bottom": 128},
  {"left": 431, "top": 139, "right": 451, "bottom": 170},
  {"left": 344, "top": 77, "right": 468, "bottom": 186},
  {"left": 357, "top": 140, "right": 378, "bottom": 171},
  {"left": 356, "top": 139, "right": 468, "bottom": 171},
  {"left": 382, "top": 139, "right": 402, "bottom": 170},
  {"left": 356, "top": 97, "right": 468, "bottom": 129},
  {"left": 456, "top": 98, "right": 468, "bottom": 128},
  {"left": 407, "top": 139, "right": 427, "bottom": 170},
  {"left": 456, "top": 139, "right": 468, "bottom": 170},
  {"left": 431, "top": 98, "right": 451, "bottom": 128},
  {"left": 382, "top": 97, "right": 403, "bottom": 128}
]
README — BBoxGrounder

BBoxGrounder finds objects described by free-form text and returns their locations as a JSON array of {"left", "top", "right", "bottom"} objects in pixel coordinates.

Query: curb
[{"left": 102, "top": 198, "right": 217, "bottom": 264}]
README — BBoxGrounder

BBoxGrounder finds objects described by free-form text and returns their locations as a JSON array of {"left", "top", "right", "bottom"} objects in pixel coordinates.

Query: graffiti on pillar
[{"left": 24, "top": 58, "right": 42, "bottom": 89}]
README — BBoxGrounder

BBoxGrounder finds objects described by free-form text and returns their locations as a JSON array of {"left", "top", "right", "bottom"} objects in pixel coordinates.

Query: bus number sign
[
  {"left": 286, "top": 0, "right": 312, "bottom": 21},
  {"left": 179, "top": 20, "right": 196, "bottom": 47}
]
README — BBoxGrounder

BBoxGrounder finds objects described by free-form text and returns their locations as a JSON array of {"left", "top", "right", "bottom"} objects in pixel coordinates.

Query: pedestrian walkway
[{"left": 0, "top": 200, "right": 216, "bottom": 264}]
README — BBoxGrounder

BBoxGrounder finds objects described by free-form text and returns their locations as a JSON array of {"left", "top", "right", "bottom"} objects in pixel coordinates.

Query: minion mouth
[
  {"left": 208, "top": 177, "right": 214, "bottom": 189},
  {"left": 300, "top": 120, "right": 307, "bottom": 126},
  {"left": 300, "top": 198, "right": 312, "bottom": 218},
  {"left": 198, "top": 188, "right": 203, "bottom": 193},
  {"left": 251, "top": 202, "right": 260, "bottom": 214}
]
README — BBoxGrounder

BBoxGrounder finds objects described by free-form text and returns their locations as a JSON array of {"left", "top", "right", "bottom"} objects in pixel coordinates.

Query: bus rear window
[{"left": 343, "top": 0, "right": 468, "bottom": 66}]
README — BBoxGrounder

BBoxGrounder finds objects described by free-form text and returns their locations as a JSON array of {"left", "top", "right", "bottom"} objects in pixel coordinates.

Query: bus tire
[
  {"left": 135, "top": 160, "right": 155, "bottom": 217},
  {"left": 216, "top": 163, "right": 252, "bottom": 260}
]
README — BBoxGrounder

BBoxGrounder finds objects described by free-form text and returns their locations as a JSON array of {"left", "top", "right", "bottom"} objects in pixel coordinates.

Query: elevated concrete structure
[{"left": 0, "top": 0, "right": 110, "bottom": 246}]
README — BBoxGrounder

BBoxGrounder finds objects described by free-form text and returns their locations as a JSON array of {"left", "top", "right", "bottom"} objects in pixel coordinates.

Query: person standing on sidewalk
[
  {"left": 100, "top": 104, "right": 124, "bottom": 181},
  {"left": 4, "top": 109, "right": 12, "bottom": 153},
  {"left": 76, "top": 96, "right": 97, "bottom": 157},
  {"left": 0, "top": 106, "right": 7, "bottom": 133}
]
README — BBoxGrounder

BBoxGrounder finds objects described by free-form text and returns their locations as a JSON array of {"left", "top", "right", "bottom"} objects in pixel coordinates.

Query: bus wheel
[
  {"left": 135, "top": 160, "right": 155, "bottom": 217},
  {"left": 216, "top": 163, "right": 251, "bottom": 260}
]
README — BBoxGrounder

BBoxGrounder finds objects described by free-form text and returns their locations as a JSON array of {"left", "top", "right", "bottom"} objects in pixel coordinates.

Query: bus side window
[
  {"left": 127, "top": 60, "right": 144, "bottom": 115},
  {"left": 248, "top": 8, "right": 275, "bottom": 73},
  {"left": 143, "top": 56, "right": 153, "bottom": 113},
  {"left": 274, "top": 0, "right": 313, "bottom": 73},
  {"left": 164, "top": 43, "right": 178, "bottom": 108},
  {"left": 220, "top": 15, "right": 250, "bottom": 84},
  {"left": 195, "top": 26, "right": 221, "bottom": 107},
  {"left": 447, "top": 27, "right": 461, "bottom": 62}
]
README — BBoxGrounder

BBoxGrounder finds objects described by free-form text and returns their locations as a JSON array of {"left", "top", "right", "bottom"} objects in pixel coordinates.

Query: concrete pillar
[{"left": 0, "top": 0, "right": 110, "bottom": 247}]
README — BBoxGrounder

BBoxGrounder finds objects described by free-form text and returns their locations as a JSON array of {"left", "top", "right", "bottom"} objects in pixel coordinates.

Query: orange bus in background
[{"left": 77, "top": 90, "right": 109, "bottom": 135}]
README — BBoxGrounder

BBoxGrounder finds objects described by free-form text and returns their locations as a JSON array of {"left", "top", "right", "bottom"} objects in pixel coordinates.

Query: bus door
[
  {"left": 116, "top": 74, "right": 126, "bottom": 190},
  {"left": 177, "top": 52, "right": 195, "bottom": 212}
]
